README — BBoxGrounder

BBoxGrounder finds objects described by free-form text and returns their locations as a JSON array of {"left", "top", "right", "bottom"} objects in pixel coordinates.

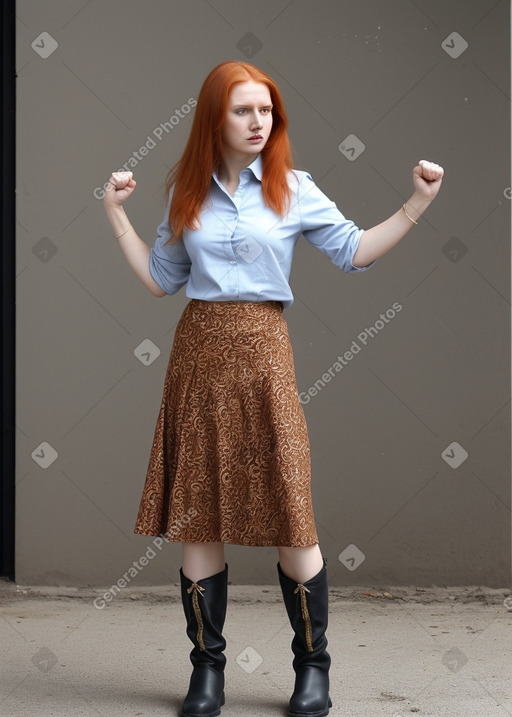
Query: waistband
[{"left": 188, "top": 298, "right": 284, "bottom": 312}]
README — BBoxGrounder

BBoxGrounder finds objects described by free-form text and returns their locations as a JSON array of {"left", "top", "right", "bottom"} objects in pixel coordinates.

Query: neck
[{"left": 217, "top": 150, "right": 257, "bottom": 188}]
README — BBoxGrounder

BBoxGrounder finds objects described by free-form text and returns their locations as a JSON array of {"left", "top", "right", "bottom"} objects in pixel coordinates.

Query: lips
[{"left": 248, "top": 134, "right": 263, "bottom": 140}]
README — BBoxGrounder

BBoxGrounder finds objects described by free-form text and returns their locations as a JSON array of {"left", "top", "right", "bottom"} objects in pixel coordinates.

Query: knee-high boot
[
  {"left": 179, "top": 563, "right": 228, "bottom": 717},
  {"left": 277, "top": 558, "right": 332, "bottom": 717}
]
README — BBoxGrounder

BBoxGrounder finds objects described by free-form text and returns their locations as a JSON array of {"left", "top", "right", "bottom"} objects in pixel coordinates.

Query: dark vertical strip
[{"left": 1, "top": 0, "right": 16, "bottom": 580}]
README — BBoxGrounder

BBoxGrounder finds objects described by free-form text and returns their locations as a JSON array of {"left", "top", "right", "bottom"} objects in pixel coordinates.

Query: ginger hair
[{"left": 164, "top": 61, "right": 293, "bottom": 243}]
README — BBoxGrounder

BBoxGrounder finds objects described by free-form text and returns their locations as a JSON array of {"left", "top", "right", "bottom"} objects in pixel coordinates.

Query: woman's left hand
[{"left": 413, "top": 160, "right": 444, "bottom": 200}]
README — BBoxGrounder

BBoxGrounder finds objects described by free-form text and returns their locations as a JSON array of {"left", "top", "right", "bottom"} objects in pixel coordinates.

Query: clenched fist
[
  {"left": 413, "top": 160, "right": 444, "bottom": 201},
  {"left": 104, "top": 171, "right": 137, "bottom": 208}
]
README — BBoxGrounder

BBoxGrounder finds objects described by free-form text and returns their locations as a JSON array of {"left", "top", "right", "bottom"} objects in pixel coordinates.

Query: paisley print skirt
[{"left": 133, "top": 298, "right": 319, "bottom": 547}]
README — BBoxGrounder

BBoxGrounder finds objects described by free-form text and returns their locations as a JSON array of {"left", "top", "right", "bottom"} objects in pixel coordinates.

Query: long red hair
[{"left": 164, "top": 61, "right": 293, "bottom": 243}]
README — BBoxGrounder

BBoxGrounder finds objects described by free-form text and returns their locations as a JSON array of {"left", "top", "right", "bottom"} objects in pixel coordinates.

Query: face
[{"left": 222, "top": 80, "right": 273, "bottom": 160}]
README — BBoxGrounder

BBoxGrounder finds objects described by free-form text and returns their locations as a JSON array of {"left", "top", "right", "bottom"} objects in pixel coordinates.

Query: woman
[{"left": 103, "top": 60, "right": 443, "bottom": 717}]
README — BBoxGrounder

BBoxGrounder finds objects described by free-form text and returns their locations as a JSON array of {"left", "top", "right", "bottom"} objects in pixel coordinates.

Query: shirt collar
[
  {"left": 246, "top": 153, "right": 263, "bottom": 181},
  {"left": 212, "top": 153, "right": 263, "bottom": 185}
]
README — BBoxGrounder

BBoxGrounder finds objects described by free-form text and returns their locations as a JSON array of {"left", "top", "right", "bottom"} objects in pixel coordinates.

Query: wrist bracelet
[
  {"left": 402, "top": 203, "right": 418, "bottom": 225},
  {"left": 115, "top": 225, "right": 131, "bottom": 239}
]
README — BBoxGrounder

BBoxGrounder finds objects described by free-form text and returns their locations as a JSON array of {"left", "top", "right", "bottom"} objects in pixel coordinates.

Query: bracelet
[
  {"left": 115, "top": 225, "right": 131, "bottom": 239},
  {"left": 402, "top": 203, "right": 418, "bottom": 225}
]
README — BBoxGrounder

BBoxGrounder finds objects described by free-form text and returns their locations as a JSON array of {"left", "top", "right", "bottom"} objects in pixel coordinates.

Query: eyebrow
[{"left": 231, "top": 103, "right": 273, "bottom": 109}]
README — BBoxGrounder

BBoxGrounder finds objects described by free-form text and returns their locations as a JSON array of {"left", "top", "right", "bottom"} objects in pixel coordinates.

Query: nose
[{"left": 250, "top": 111, "right": 263, "bottom": 129}]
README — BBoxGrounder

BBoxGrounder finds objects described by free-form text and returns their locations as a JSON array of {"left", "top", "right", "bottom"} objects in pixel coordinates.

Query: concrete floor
[{"left": 1, "top": 580, "right": 511, "bottom": 717}]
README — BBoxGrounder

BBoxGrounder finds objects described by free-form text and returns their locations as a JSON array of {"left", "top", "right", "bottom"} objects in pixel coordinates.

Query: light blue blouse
[{"left": 149, "top": 154, "right": 374, "bottom": 309}]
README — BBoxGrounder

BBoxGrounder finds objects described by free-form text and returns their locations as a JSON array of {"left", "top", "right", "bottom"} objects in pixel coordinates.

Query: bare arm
[
  {"left": 352, "top": 160, "right": 444, "bottom": 268},
  {"left": 103, "top": 172, "right": 166, "bottom": 297}
]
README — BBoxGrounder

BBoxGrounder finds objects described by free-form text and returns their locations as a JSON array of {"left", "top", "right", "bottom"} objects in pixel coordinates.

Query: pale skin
[{"left": 104, "top": 80, "right": 444, "bottom": 584}]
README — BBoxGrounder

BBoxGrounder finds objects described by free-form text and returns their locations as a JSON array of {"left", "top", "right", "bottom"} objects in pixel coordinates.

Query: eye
[{"left": 235, "top": 109, "right": 247, "bottom": 115}]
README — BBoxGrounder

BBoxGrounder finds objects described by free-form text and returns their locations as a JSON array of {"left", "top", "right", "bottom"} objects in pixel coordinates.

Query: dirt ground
[{"left": 1, "top": 580, "right": 511, "bottom": 716}]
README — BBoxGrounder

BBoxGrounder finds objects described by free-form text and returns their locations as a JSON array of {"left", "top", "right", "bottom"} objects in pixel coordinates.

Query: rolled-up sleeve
[
  {"left": 149, "top": 202, "right": 191, "bottom": 294},
  {"left": 297, "top": 172, "right": 375, "bottom": 272}
]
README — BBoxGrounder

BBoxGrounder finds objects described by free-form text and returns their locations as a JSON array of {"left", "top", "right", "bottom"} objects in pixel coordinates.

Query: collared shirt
[{"left": 149, "top": 154, "right": 374, "bottom": 309}]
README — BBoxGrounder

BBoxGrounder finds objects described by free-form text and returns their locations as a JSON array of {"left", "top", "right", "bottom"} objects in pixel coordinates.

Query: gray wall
[{"left": 15, "top": 0, "right": 510, "bottom": 587}]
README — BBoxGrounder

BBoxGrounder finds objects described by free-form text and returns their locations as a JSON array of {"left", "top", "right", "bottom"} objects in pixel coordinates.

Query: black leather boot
[
  {"left": 179, "top": 563, "right": 228, "bottom": 717},
  {"left": 278, "top": 558, "right": 332, "bottom": 717}
]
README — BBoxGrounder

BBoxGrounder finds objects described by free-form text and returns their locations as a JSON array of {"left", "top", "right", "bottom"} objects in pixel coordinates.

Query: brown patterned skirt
[{"left": 134, "top": 298, "right": 319, "bottom": 547}]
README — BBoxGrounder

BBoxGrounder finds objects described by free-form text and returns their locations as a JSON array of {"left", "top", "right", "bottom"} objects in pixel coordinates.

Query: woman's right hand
[{"left": 103, "top": 171, "right": 137, "bottom": 208}]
